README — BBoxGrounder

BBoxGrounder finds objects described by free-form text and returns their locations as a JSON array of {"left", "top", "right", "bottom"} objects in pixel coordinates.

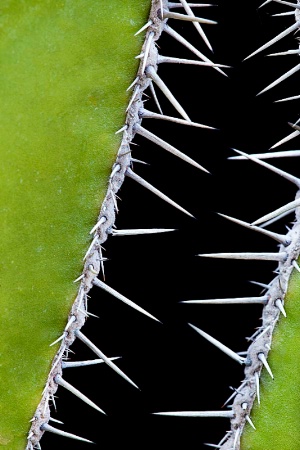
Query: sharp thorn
[
  {"left": 204, "top": 445, "right": 222, "bottom": 449},
  {"left": 218, "top": 212, "right": 289, "bottom": 244},
  {"left": 140, "top": 108, "right": 215, "bottom": 129},
  {"left": 50, "top": 344, "right": 66, "bottom": 373},
  {"left": 83, "top": 235, "right": 99, "bottom": 261},
  {"left": 62, "top": 357, "right": 121, "bottom": 369},
  {"left": 275, "top": 299, "right": 287, "bottom": 317},
  {"left": 258, "top": 209, "right": 294, "bottom": 227},
  {"left": 181, "top": 296, "right": 268, "bottom": 305},
  {"left": 126, "top": 76, "right": 139, "bottom": 91},
  {"left": 93, "top": 277, "right": 160, "bottom": 322},
  {"left": 188, "top": 323, "right": 246, "bottom": 364},
  {"left": 229, "top": 150, "right": 300, "bottom": 159},
  {"left": 126, "top": 85, "right": 140, "bottom": 112},
  {"left": 272, "top": 10, "right": 297, "bottom": 16},
  {"left": 255, "top": 372, "right": 260, "bottom": 404},
  {"left": 130, "top": 157, "right": 150, "bottom": 165},
  {"left": 231, "top": 149, "right": 300, "bottom": 188},
  {"left": 126, "top": 168, "right": 195, "bottom": 218},
  {"left": 275, "top": 94, "right": 300, "bottom": 102},
  {"left": 164, "top": 25, "right": 227, "bottom": 76},
  {"left": 73, "top": 307, "right": 93, "bottom": 316},
  {"left": 257, "top": 64, "right": 300, "bottom": 96},
  {"left": 168, "top": 3, "right": 216, "bottom": 7},
  {"left": 218, "top": 432, "right": 233, "bottom": 447},
  {"left": 49, "top": 332, "right": 67, "bottom": 347},
  {"left": 149, "top": 82, "right": 163, "bottom": 114},
  {"left": 270, "top": 130, "right": 300, "bottom": 149},
  {"left": 49, "top": 417, "right": 64, "bottom": 424},
  {"left": 141, "top": 32, "right": 154, "bottom": 74},
  {"left": 293, "top": 259, "right": 300, "bottom": 273},
  {"left": 222, "top": 380, "right": 248, "bottom": 407},
  {"left": 115, "top": 125, "right": 127, "bottom": 135},
  {"left": 146, "top": 66, "right": 190, "bottom": 120},
  {"left": 157, "top": 55, "right": 230, "bottom": 69},
  {"left": 267, "top": 49, "right": 300, "bottom": 57},
  {"left": 40, "top": 423, "right": 94, "bottom": 444},
  {"left": 160, "top": 0, "right": 164, "bottom": 18},
  {"left": 90, "top": 216, "right": 106, "bottom": 235},
  {"left": 233, "top": 428, "right": 240, "bottom": 449},
  {"left": 199, "top": 252, "right": 287, "bottom": 262},
  {"left": 50, "top": 393, "right": 57, "bottom": 411},
  {"left": 135, "top": 124, "right": 209, "bottom": 172},
  {"left": 110, "top": 163, "right": 121, "bottom": 180},
  {"left": 65, "top": 315, "right": 76, "bottom": 331},
  {"left": 258, "top": 353, "right": 274, "bottom": 379},
  {"left": 112, "top": 228, "right": 175, "bottom": 236},
  {"left": 272, "top": 0, "right": 300, "bottom": 8},
  {"left": 245, "top": 415, "right": 256, "bottom": 430},
  {"left": 244, "top": 21, "right": 300, "bottom": 60},
  {"left": 178, "top": 0, "right": 214, "bottom": 51},
  {"left": 252, "top": 198, "right": 300, "bottom": 225},
  {"left": 99, "top": 246, "right": 106, "bottom": 281},
  {"left": 54, "top": 374, "right": 106, "bottom": 414},
  {"left": 75, "top": 330, "right": 140, "bottom": 389},
  {"left": 258, "top": 0, "right": 272, "bottom": 7},
  {"left": 73, "top": 274, "right": 84, "bottom": 283},
  {"left": 162, "top": 9, "right": 217, "bottom": 24},
  {"left": 110, "top": 189, "right": 119, "bottom": 214},
  {"left": 249, "top": 280, "right": 272, "bottom": 290},
  {"left": 152, "top": 410, "right": 234, "bottom": 418},
  {"left": 134, "top": 20, "right": 152, "bottom": 36}
]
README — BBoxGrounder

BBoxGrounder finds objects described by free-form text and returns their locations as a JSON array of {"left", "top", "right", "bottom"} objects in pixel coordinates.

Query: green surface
[
  {"left": 241, "top": 263, "right": 300, "bottom": 449},
  {"left": 0, "top": 1, "right": 150, "bottom": 447}
]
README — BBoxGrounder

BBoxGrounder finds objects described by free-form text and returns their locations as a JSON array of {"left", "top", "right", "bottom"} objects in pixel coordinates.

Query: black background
[{"left": 42, "top": 2, "right": 300, "bottom": 448}]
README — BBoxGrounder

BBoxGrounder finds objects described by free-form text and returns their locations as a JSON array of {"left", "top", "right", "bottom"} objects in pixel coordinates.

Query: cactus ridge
[
  {"left": 205, "top": 214, "right": 300, "bottom": 449},
  {"left": 26, "top": 1, "right": 220, "bottom": 447}
]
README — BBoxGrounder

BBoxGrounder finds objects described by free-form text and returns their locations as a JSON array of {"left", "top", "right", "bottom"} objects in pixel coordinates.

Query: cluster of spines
[
  {"left": 152, "top": 2, "right": 300, "bottom": 449},
  {"left": 26, "top": 1, "right": 223, "bottom": 447}
]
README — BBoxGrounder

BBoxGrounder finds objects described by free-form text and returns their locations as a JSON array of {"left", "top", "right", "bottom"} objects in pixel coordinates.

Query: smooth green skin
[
  {"left": 241, "top": 265, "right": 300, "bottom": 449},
  {"left": 0, "top": 1, "right": 150, "bottom": 447}
]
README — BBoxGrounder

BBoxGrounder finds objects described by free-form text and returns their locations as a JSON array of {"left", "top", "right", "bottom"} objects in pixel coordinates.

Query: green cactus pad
[
  {"left": 0, "top": 1, "right": 150, "bottom": 447},
  {"left": 241, "top": 263, "right": 300, "bottom": 450}
]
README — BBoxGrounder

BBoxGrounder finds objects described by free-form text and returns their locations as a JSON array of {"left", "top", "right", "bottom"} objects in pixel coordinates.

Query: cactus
[
  {"left": 1, "top": 1, "right": 300, "bottom": 449},
  {"left": 1, "top": 0, "right": 221, "bottom": 448}
]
